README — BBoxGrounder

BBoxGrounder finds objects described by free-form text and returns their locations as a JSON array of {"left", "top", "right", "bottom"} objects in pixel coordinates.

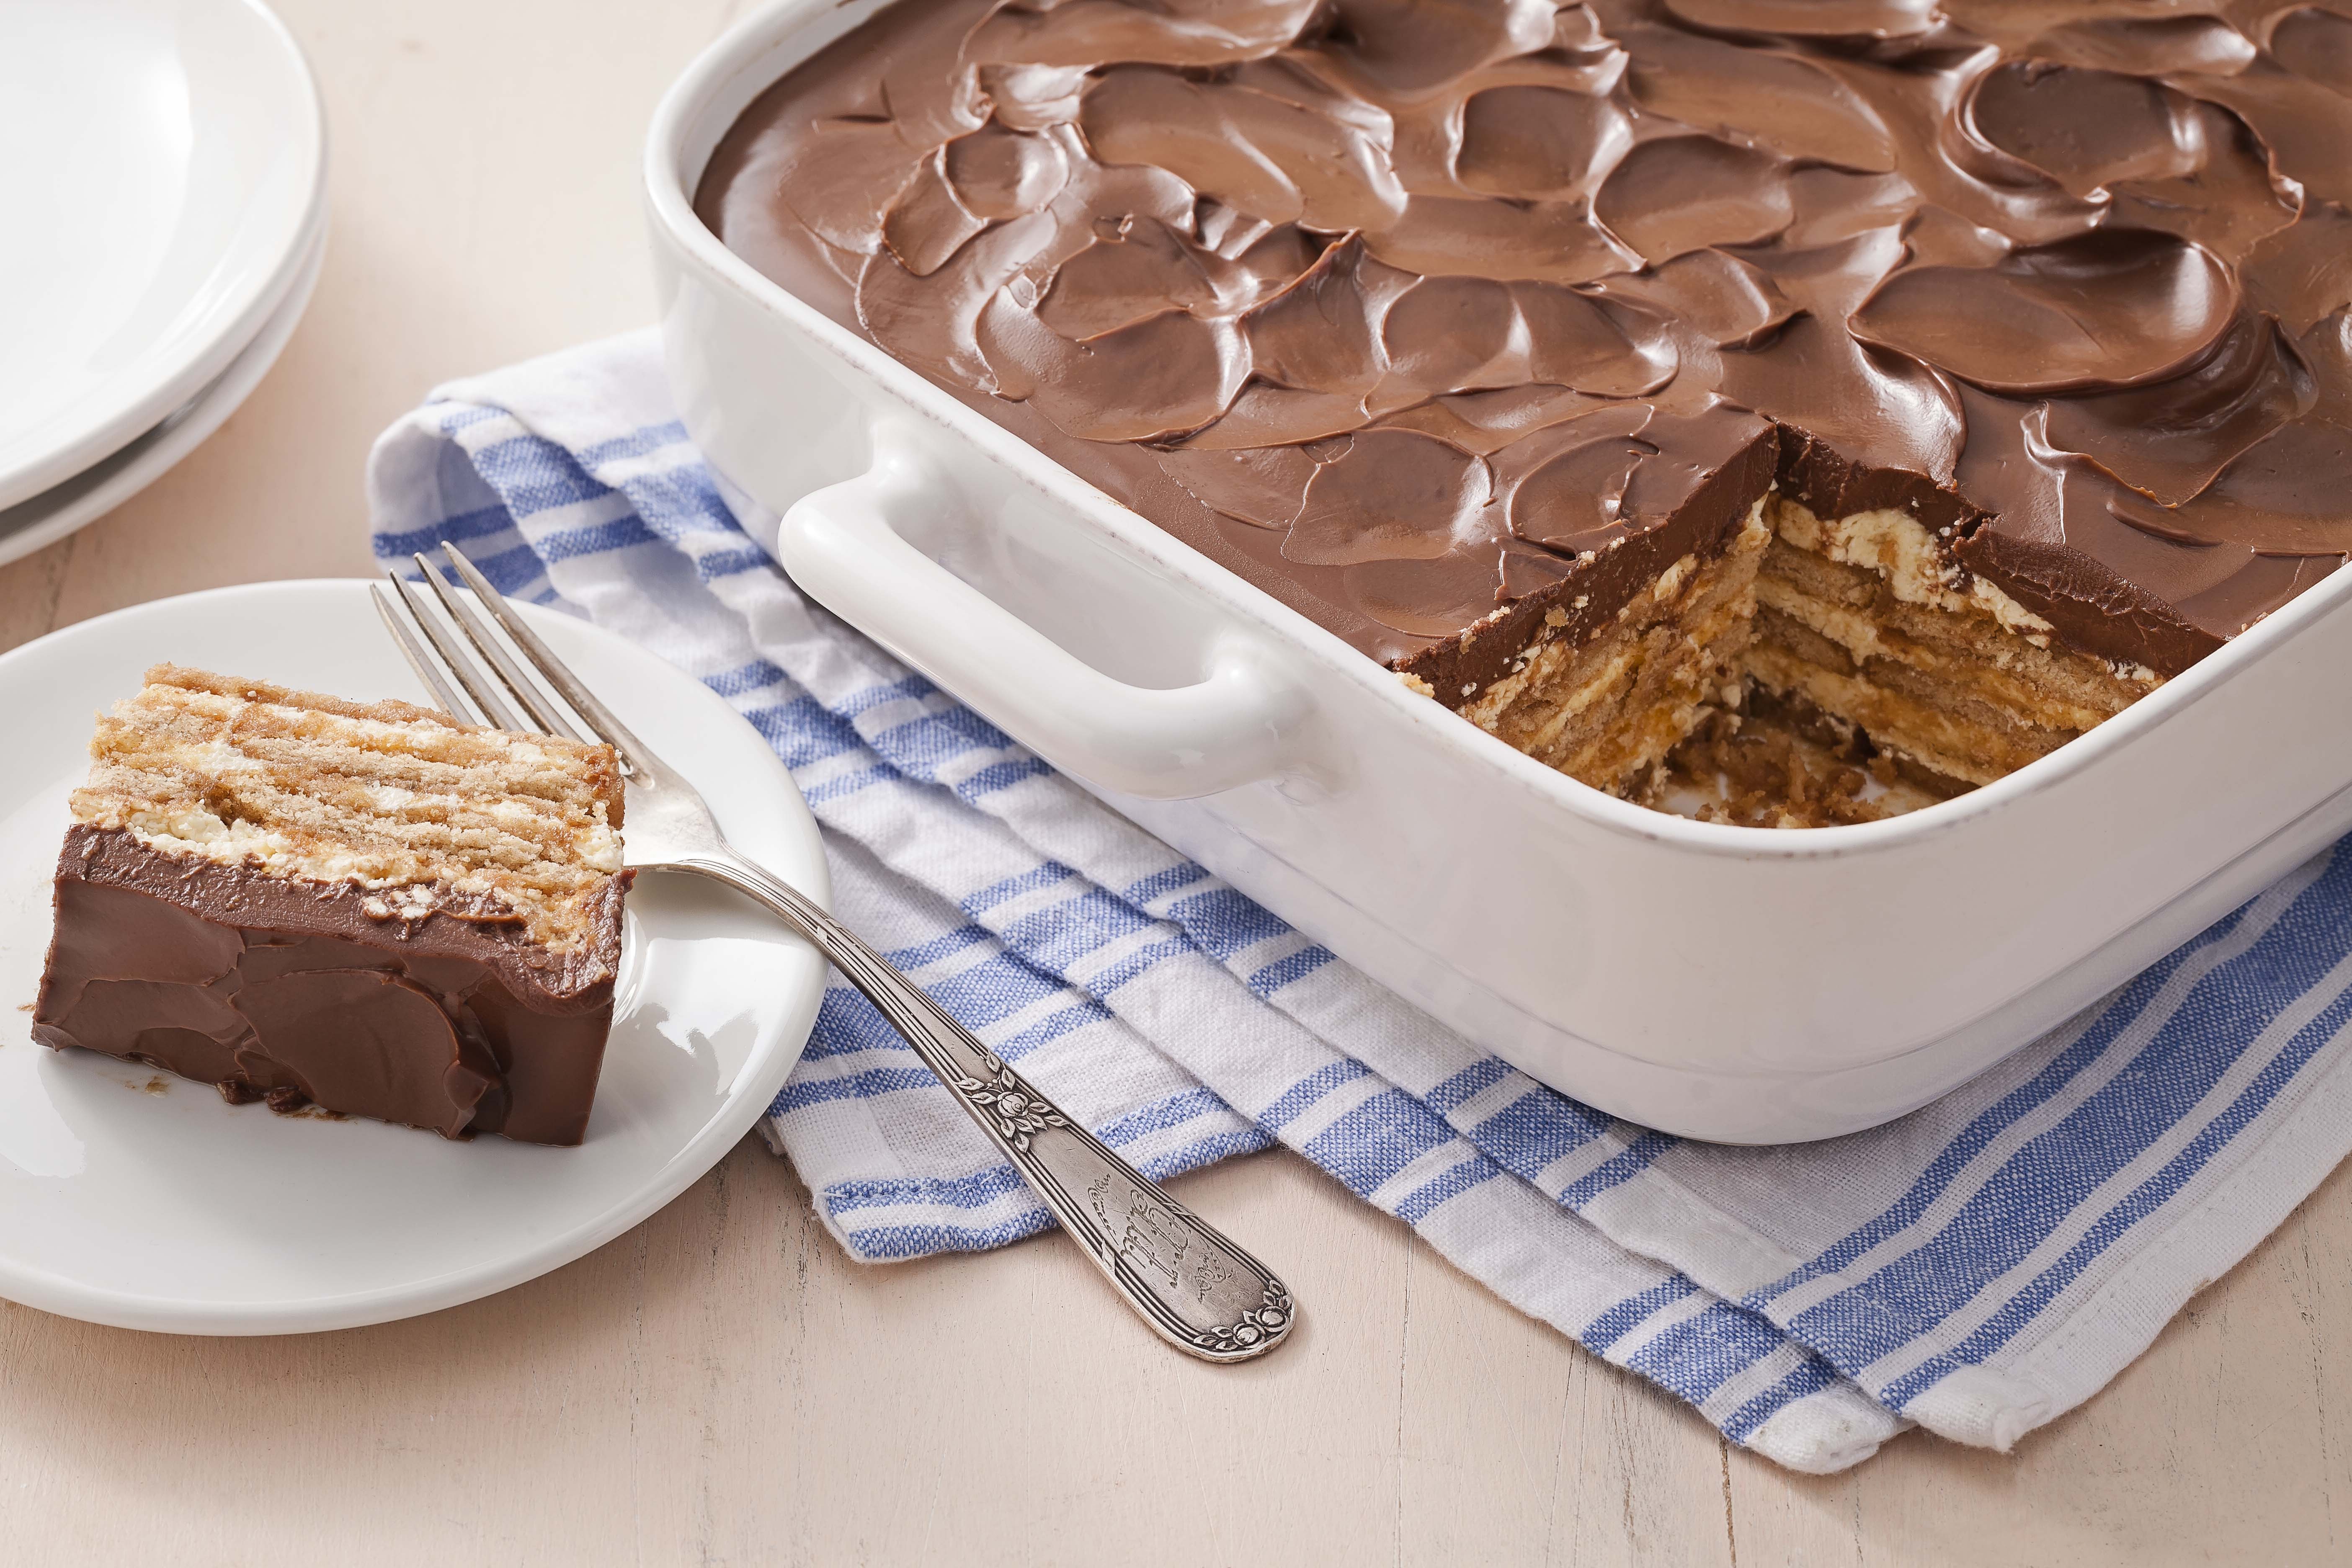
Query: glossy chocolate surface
[
  {"left": 698, "top": 0, "right": 2352, "bottom": 679},
  {"left": 32, "top": 826, "right": 629, "bottom": 1146}
]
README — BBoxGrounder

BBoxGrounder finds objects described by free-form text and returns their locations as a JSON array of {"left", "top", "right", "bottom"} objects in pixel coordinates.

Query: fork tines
[{"left": 374, "top": 544, "right": 651, "bottom": 778}]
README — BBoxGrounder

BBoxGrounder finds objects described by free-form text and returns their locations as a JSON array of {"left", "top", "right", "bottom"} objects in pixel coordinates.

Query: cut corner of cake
[
  {"left": 1393, "top": 428, "right": 2172, "bottom": 828},
  {"left": 30, "top": 663, "right": 633, "bottom": 1146}
]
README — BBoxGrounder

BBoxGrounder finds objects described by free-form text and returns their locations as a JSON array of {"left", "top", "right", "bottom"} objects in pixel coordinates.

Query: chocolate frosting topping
[
  {"left": 698, "top": 0, "right": 2352, "bottom": 679},
  {"left": 33, "top": 826, "right": 625, "bottom": 1145}
]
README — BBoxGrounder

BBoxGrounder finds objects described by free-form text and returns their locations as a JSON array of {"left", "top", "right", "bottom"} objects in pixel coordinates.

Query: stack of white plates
[{"left": 0, "top": 0, "right": 326, "bottom": 568}]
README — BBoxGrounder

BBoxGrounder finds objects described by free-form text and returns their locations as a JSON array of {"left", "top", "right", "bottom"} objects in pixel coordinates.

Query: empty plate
[
  {"left": 0, "top": 202, "right": 325, "bottom": 569},
  {"left": 0, "top": 0, "right": 325, "bottom": 512}
]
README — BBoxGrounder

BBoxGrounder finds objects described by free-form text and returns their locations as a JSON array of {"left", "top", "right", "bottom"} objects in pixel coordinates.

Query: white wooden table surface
[{"left": 4, "top": 4, "right": 2348, "bottom": 1562}]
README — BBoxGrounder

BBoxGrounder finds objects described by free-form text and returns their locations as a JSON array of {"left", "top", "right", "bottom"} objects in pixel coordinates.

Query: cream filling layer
[
  {"left": 1750, "top": 575, "right": 2122, "bottom": 734},
  {"left": 1769, "top": 499, "right": 2056, "bottom": 644}
]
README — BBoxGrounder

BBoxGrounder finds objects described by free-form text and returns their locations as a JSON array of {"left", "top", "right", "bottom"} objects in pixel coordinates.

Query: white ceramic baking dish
[{"left": 643, "top": 0, "right": 2352, "bottom": 1142}]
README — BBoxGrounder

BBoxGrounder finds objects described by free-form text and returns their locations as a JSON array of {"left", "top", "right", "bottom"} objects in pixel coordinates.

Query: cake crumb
[{"left": 1651, "top": 554, "right": 1697, "bottom": 602}]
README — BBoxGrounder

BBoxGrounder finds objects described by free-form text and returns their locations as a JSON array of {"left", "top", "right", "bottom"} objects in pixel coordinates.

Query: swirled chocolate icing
[{"left": 696, "top": 0, "right": 2352, "bottom": 681}]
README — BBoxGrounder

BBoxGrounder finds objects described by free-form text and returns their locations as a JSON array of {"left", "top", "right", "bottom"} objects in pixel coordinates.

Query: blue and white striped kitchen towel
[{"left": 368, "top": 330, "right": 2352, "bottom": 1474}]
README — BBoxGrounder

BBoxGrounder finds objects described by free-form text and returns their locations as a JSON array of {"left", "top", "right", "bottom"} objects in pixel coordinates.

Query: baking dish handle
[{"left": 775, "top": 430, "right": 1311, "bottom": 799}]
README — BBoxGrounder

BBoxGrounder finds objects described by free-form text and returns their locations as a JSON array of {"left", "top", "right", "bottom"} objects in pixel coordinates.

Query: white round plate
[
  {"left": 0, "top": 201, "right": 327, "bottom": 570},
  {"left": 0, "top": 580, "right": 830, "bottom": 1333},
  {"left": 0, "top": 0, "right": 326, "bottom": 512}
]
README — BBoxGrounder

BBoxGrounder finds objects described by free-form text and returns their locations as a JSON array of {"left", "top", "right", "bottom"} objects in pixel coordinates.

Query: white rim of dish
[
  {"left": 0, "top": 0, "right": 328, "bottom": 513},
  {"left": 0, "top": 199, "right": 328, "bottom": 570}
]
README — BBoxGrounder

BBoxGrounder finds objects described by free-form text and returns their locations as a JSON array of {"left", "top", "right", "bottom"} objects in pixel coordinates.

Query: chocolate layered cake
[
  {"left": 696, "top": 0, "right": 2352, "bottom": 824},
  {"left": 32, "top": 666, "right": 632, "bottom": 1145}
]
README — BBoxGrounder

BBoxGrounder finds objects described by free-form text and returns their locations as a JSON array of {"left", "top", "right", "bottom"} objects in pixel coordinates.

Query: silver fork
[{"left": 372, "top": 543, "right": 1296, "bottom": 1364}]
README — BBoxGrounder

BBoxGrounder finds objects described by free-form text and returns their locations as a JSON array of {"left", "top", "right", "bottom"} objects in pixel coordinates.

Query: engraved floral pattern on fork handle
[
  {"left": 952, "top": 1052, "right": 1067, "bottom": 1151},
  {"left": 675, "top": 852, "right": 1297, "bottom": 1364}
]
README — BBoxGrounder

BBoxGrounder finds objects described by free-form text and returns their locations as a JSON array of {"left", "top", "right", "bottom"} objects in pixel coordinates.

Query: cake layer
[
  {"left": 34, "top": 826, "right": 627, "bottom": 1144},
  {"left": 77, "top": 665, "right": 625, "bottom": 957},
  {"left": 1746, "top": 619, "right": 2063, "bottom": 789},
  {"left": 1454, "top": 500, "right": 1767, "bottom": 795},
  {"left": 1748, "top": 505, "right": 2158, "bottom": 787}
]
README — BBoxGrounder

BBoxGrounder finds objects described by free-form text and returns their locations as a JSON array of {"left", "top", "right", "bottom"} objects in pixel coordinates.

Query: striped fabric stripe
[{"left": 366, "top": 330, "right": 2352, "bottom": 1475}]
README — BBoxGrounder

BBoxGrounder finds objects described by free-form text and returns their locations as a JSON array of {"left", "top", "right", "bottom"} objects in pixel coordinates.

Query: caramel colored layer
[
  {"left": 1459, "top": 502, "right": 1767, "bottom": 795},
  {"left": 72, "top": 665, "right": 627, "bottom": 957},
  {"left": 1747, "top": 513, "right": 2156, "bottom": 787},
  {"left": 1446, "top": 494, "right": 2160, "bottom": 816}
]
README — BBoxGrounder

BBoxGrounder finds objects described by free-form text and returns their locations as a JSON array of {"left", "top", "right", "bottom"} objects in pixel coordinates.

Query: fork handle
[{"left": 671, "top": 853, "right": 1297, "bottom": 1363}]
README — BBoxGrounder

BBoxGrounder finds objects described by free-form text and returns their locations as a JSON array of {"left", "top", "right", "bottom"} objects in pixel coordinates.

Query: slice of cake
[{"left": 31, "top": 665, "right": 632, "bottom": 1145}]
